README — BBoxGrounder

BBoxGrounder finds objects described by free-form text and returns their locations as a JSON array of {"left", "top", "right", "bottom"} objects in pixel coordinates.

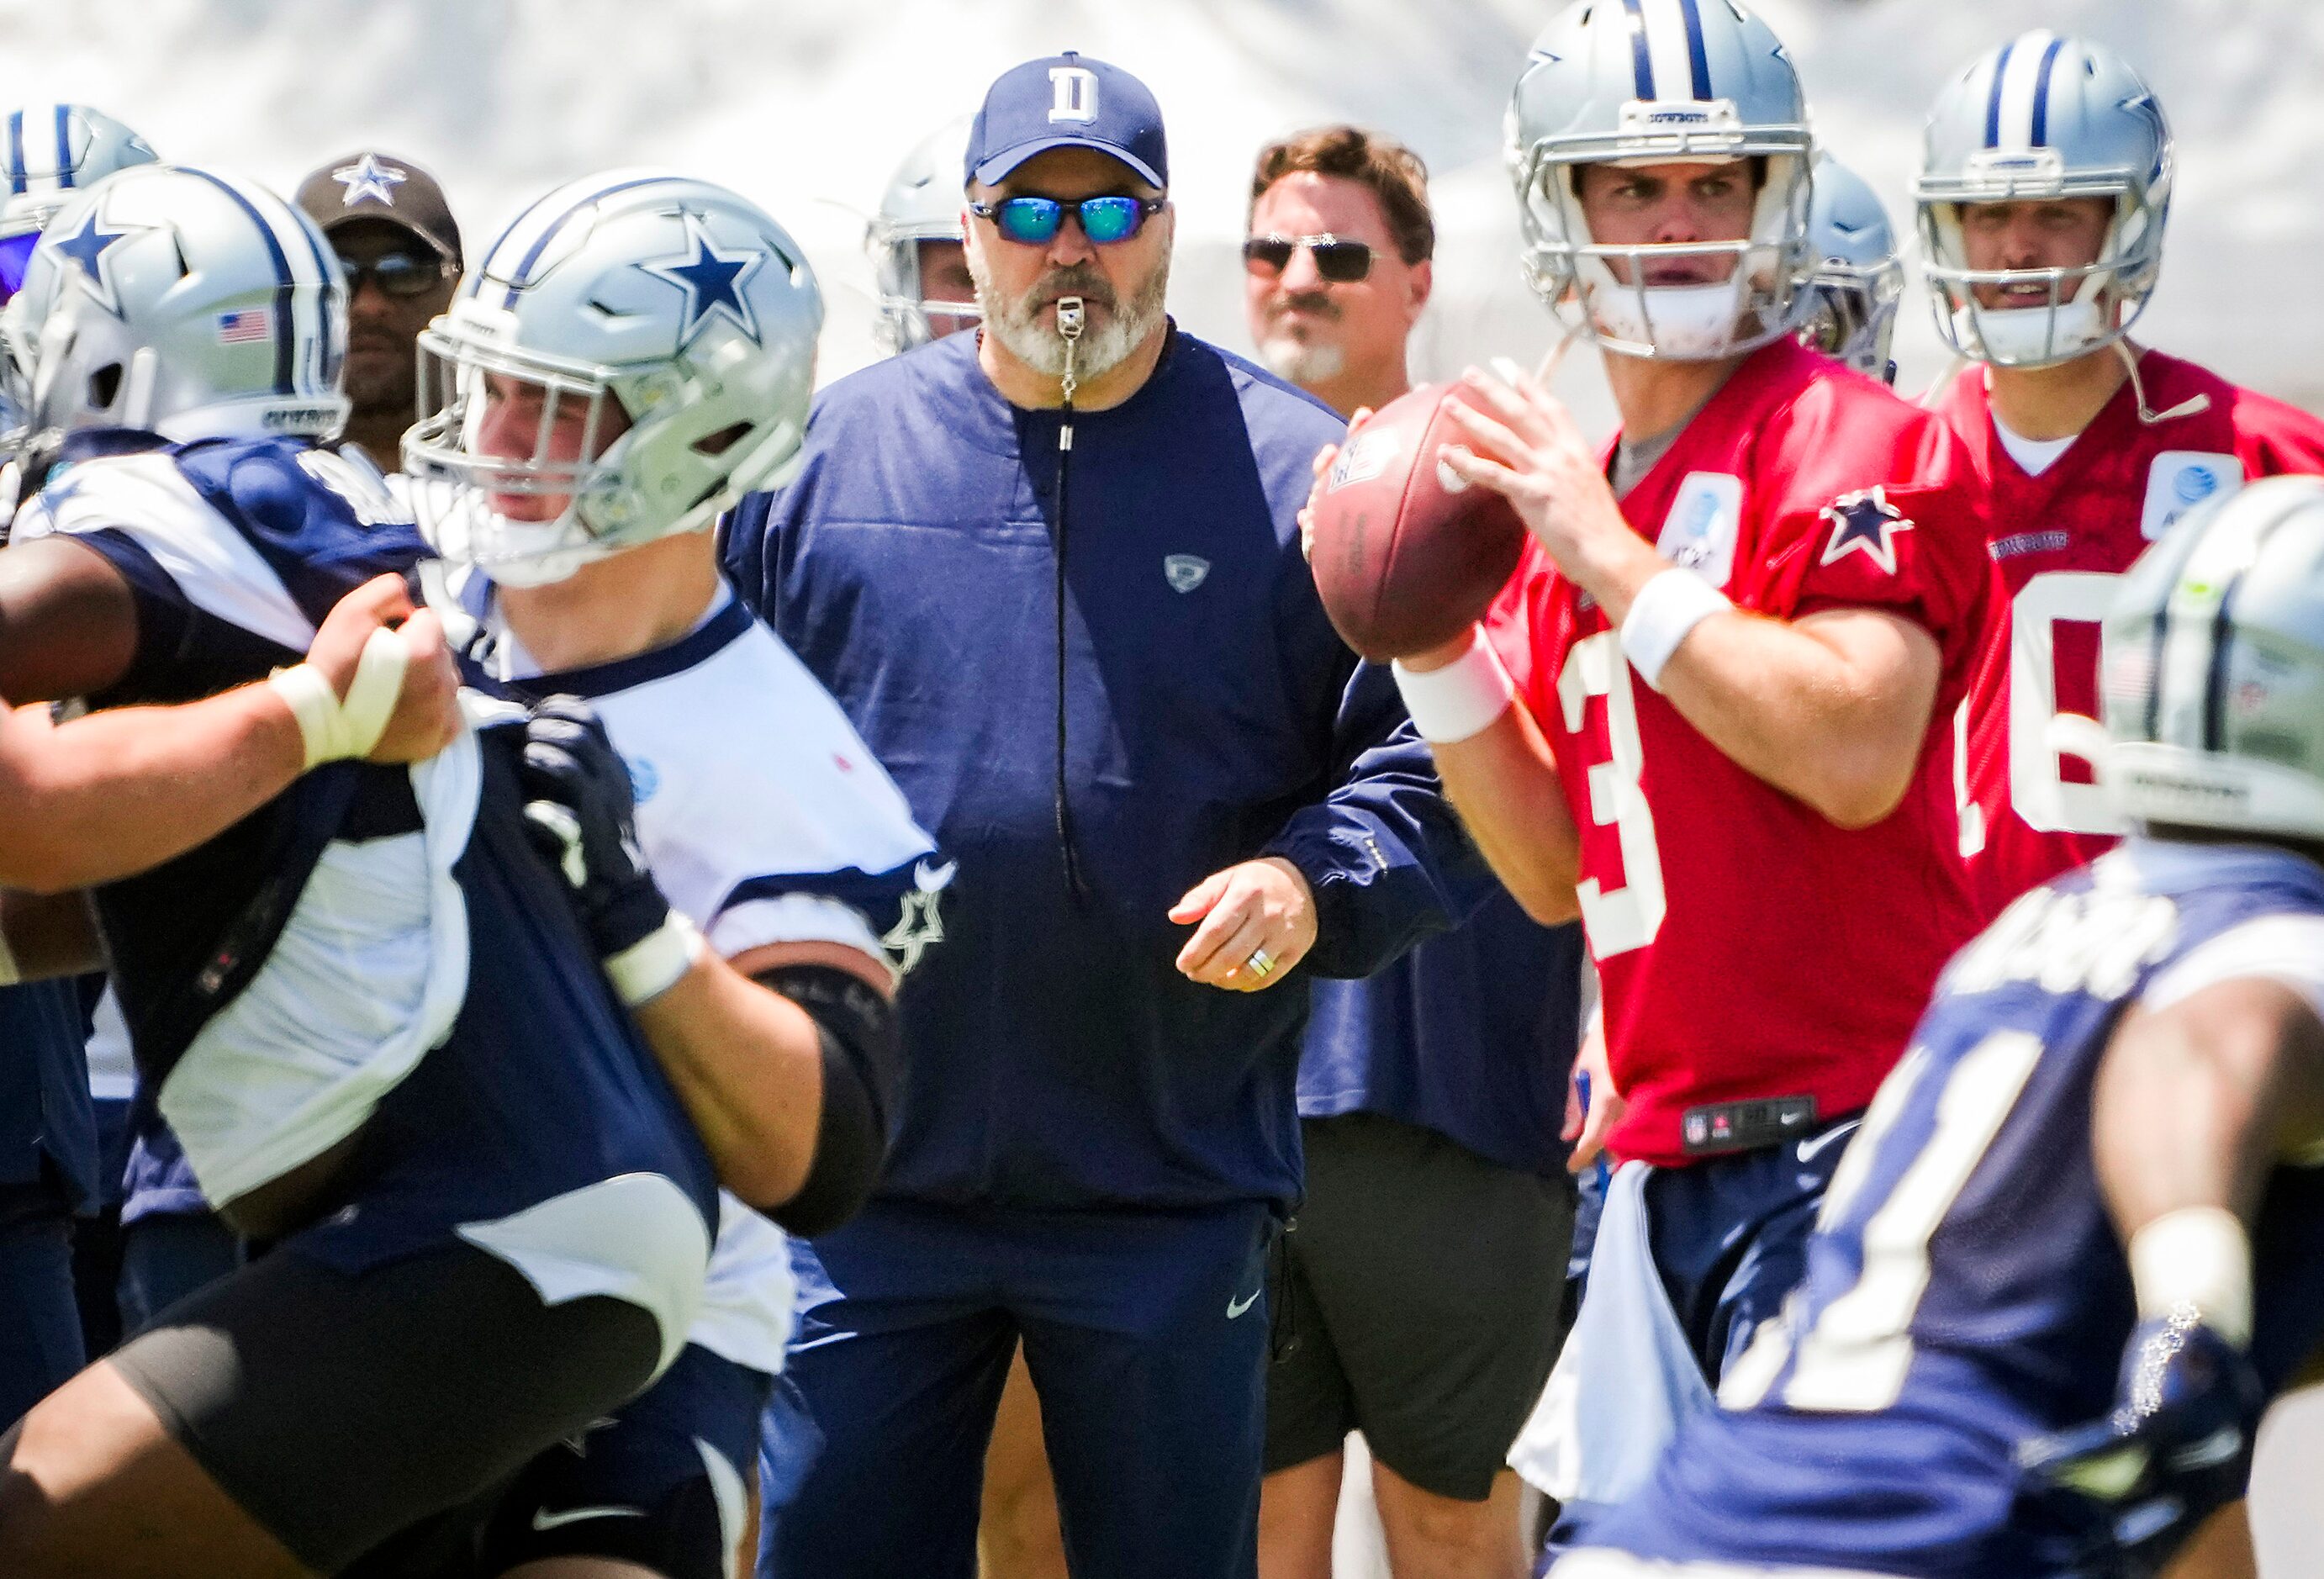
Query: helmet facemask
[
  {"left": 1516, "top": 131, "right": 1813, "bottom": 362},
  {"left": 1919, "top": 161, "right": 2166, "bottom": 369},
  {"left": 405, "top": 296, "right": 807, "bottom": 588},
  {"left": 869, "top": 225, "right": 981, "bottom": 355}
]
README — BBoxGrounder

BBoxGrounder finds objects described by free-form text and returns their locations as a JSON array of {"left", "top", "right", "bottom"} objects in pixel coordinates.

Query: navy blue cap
[{"left": 966, "top": 51, "right": 1168, "bottom": 192}]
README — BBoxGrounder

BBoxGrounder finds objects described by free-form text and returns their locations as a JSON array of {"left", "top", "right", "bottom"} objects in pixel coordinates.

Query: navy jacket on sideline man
[{"left": 724, "top": 325, "right": 1484, "bottom": 1213}]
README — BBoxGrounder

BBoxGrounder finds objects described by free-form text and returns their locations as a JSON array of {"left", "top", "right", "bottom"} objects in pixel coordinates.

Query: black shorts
[
  {"left": 388, "top": 1341, "right": 770, "bottom": 1579},
  {"left": 108, "top": 1238, "right": 663, "bottom": 1575},
  {"left": 1265, "top": 1112, "right": 1576, "bottom": 1501}
]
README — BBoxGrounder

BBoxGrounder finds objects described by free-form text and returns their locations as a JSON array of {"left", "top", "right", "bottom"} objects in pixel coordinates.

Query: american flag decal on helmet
[{"left": 215, "top": 308, "right": 272, "bottom": 344}]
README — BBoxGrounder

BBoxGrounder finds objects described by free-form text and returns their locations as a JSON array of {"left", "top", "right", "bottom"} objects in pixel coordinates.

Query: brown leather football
[{"left": 1307, "top": 382, "right": 1527, "bottom": 662}]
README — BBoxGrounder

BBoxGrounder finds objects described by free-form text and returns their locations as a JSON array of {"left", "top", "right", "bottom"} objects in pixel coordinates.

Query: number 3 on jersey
[{"left": 1558, "top": 631, "right": 1666, "bottom": 957}]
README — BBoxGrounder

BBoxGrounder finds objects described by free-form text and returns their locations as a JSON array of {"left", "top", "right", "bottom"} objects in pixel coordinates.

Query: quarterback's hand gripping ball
[{"left": 1305, "top": 382, "right": 1527, "bottom": 661}]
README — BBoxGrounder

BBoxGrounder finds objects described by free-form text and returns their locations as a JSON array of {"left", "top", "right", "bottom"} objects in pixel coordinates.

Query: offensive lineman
[
  {"left": 1360, "top": 0, "right": 1997, "bottom": 1526},
  {"left": 367, "top": 172, "right": 939, "bottom": 1579},
  {"left": 1550, "top": 476, "right": 2324, "bottom": 1579},
  {"left": 1924, "top": 32, "right": 2324, "bottom": 921},
  {"left": 0, "top": 166, "right": 716, "bottom": 1577}
]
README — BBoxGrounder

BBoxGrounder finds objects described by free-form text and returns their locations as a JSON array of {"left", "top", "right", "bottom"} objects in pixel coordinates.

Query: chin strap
[{"left": 2117, "top": 340, "right": 2211, "bottom": 426}]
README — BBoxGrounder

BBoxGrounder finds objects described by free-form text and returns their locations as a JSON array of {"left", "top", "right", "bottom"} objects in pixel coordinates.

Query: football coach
[{"left": 723, "top": 50, "right": 1480, "bottom": 1579}]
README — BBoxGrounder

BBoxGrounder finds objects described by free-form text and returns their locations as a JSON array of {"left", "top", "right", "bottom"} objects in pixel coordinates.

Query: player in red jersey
[
  {"left": 1333, "top": 0, "right": 2000, "bottom": 1537},
  {"left": 1919, "top": 30, "right": 2324, "bottom": 921}
]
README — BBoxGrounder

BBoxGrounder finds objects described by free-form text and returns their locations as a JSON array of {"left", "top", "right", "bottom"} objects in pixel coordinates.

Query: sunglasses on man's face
[
  {"left": 336, "top": 250, "right": 447, "bottom": 298},
  {"left": 970, "top": 194, "right": 1166, "bottom": 247},
  {"left": 1242, "top": 234, "right": 1375, "bottom": 284}
]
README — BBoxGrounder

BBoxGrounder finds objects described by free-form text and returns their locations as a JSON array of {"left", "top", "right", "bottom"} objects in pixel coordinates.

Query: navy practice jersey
[
  {"left": 452, "top": 571, "right": 941, "bottom": 1376},
  {"left": 1569, "top": 840, "right": 2324, "bottom": 1578},
  {"left": 13, "top": 436, "right": 717, "bottom": 1353}
]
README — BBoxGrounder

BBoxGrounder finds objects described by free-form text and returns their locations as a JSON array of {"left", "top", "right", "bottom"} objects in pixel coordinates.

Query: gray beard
[
  {"left": 974, "top": 259, "right": 1171, "bottom": 383},
  {"left": 1256, "top": 335, "right": 1345, "bottom": 388}
]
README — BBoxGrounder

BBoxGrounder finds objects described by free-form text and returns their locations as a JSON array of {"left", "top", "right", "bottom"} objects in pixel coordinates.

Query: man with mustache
[
  {"left": 1244, "top": 127, "right": 1584, "bottom": 1579},
  {"left": 294, "top": 150, "right": 462, "bottom": 473},
  {"left": 724, "top": 50, "right": 1477, "bottom": 1579}
]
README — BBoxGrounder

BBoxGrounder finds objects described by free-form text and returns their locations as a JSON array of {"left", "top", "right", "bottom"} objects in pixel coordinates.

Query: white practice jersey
[{"left": 452, "top": 569, "right": 944, "bottom": 1374}]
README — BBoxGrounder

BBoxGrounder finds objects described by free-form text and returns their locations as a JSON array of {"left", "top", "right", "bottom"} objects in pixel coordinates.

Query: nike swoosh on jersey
[
  {"left": 1226, "top": 1289, "right": 1260, "bottom": 1319},
  {"left": 531, "top": 1506, "right": 647, "bottom": 1532},
  {"left": 1795, "top": 1120, "right": 1864, "bottom": 1164}
]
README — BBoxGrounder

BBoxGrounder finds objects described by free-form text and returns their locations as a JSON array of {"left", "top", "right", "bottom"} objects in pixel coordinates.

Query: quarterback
[{"left": 1368, "top": 0, "right": 1998, "bottom": 1525}]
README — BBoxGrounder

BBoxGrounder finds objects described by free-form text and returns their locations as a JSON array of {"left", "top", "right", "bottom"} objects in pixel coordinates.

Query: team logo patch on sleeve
[
  {"left": 1818, "top": 486, "right": 1913, "bottom": 576},
  {"left": 880, "top": 858, "right": 956, "bottom": 975}
]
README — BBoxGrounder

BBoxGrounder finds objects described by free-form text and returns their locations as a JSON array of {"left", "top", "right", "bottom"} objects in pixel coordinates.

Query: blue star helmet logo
[
  {"left": 639, "top": 212, "right": 765, "bottom": 348},
  {"left": 50, "top": 208, "right": 140, "bottom": 318},
  {"left": 1818, "top": 486, "right": 1915, "bottom": 577}
]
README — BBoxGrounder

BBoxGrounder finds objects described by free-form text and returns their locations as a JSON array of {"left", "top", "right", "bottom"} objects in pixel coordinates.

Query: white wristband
[
  {"left": 2128, "top": 1206, "right": 2253, "bottom": 1349},
  {"left": 1392, "top": 630, "right": 1515, "bottom": 744},
  {"left": 1619, "top": 568, "right": 1733, "bottom": 693},
  {"left": 267, "top": 625, "right": 409, "bottom": 768},
  {"left": 605, "top": 911, "right": 705, "bottom": 1006}
]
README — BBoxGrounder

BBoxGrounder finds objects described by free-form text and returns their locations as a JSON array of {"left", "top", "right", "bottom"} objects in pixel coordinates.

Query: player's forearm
[
  {"left": 630, "top": 953, "right": 827, "bottom": 1210},
  {"left": 1654, "top": 608, "right": 1938, "bottom": 828},
  {"left": 0, "top": 686, "right": 307, "bottom": 892},
  {"left": 1431, "top": 707, "right": 1582, "bottom": 927}
]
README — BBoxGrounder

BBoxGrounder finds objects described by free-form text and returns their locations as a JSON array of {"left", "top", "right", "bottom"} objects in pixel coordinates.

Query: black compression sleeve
[{"left": 755, "top": 963, "right": 900, "bottom": 1237}]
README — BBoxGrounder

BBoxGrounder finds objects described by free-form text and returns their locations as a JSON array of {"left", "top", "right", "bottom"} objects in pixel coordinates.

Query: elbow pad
[{"left": 756, "top": 963, "right": 901, "bottom": 1237}]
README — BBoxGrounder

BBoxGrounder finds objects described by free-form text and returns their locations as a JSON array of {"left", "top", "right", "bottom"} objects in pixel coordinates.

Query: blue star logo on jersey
[
  {"left": 1818, "top": 486, "right": 1914, "bottom": 577},
  {"left": 50, "top": 209, "right": 138, "bottom": 317},
  {"left": 331, "top": 153, "right": 407, "bottom": 208},
  {"left": 639, "top": 213, "right": 763, "bottom": 347}
]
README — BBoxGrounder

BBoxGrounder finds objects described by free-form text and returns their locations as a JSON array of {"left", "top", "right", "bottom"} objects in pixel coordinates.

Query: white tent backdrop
[{"left": 4, "top": 1, "right": 2321, "bottom": 1570}]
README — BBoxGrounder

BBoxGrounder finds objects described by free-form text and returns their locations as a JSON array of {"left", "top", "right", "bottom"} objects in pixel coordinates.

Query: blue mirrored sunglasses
[{"left": 969, "top": 195, "right": 1165, "bottom": 247}]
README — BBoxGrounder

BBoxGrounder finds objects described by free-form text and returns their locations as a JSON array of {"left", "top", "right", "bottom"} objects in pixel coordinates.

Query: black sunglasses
[
  {"left": 335, "top": 250, "right": 448, "bottom": 298},
  {"left": 1242, "top": 233, "right": 1375, "bottom": 283}
]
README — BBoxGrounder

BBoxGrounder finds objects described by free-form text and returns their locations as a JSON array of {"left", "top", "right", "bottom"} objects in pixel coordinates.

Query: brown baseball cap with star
[{"left": 293, "top": 151, "right": 462, "bottom": 265}]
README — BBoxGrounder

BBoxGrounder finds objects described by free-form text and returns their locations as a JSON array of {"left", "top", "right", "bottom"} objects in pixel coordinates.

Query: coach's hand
[
  {"left": 2019, "top": 1312, "right": 2265, "bottom": 1578},
  {"left": 1439, "top": 362, "right": 1661, "bottom": 616},
  {"left": 1170, "top": 857, "right": 1317, "bottom": 992},
  {"left": 304, "top": 573, "right": 460, "bottom": 765}
]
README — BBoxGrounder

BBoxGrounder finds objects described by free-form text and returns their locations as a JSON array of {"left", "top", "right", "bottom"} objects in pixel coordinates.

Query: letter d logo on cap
[{"left": 1049, "top": 66, "right": 1099, "bottom": 123}]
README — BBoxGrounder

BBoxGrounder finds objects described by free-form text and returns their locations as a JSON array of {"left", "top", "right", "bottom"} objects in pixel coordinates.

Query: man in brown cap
[{"left": 294, "top": 151, "right": 461, "bottom": 469}]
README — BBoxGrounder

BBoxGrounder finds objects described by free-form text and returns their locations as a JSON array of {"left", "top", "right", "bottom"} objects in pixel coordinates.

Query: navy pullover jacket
[{"left": 724, "top": 325, "right": 1482, "bottom": 1212}]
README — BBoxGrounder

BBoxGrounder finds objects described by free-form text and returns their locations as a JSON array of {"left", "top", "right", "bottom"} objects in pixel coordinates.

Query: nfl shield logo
[{"left": 1164, "top": 554, "right": 1210, "bottom": 593}]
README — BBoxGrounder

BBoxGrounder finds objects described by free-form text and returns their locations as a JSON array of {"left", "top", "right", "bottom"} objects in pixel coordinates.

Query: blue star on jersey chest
[
  {"left": 1818, "top": 486, "right": 1914, "bottom": 577},
  {"left": 638, "top": 213, "right": 763, "bottom": 346}
]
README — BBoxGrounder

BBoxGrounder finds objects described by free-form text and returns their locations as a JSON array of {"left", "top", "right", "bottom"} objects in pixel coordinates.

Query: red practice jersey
[
  {"left": 1488, "top": 338, "right": 1997, "bottom": 1168},
  {"left": 1935, "top": 351, "right": 2324, "bottom": 920}
]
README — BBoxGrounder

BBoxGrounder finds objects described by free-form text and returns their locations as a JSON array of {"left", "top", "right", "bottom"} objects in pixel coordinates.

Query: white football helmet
[
  {"left": 0, "top": 103, "right": 160, "bottom": 257},
  {"left": 2, "top": 164, "right": 347, "bottom": 452},
  {"left": 404, "top": 171, "right": 821, "bottom": 587},
  {"left": 869, "top": 119, "right": 979, "bottom": 354},
  {"left": 1916, "top": 31, "right": 2171, "bottom": 368},
  {"left": 1798, "top": 153, "right": 1904, "bottom": 382},
  {"left": 1505, "top": 0, "right": 1814, "bottom": 360},
  {"left": 2101, "top": 477, "right": 2324, "bottom": 840}
]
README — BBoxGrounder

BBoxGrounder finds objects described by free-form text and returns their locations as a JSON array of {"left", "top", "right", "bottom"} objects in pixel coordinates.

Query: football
[{"left": 1307, "top": 382, "right": 1528, "bottom": 662}]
